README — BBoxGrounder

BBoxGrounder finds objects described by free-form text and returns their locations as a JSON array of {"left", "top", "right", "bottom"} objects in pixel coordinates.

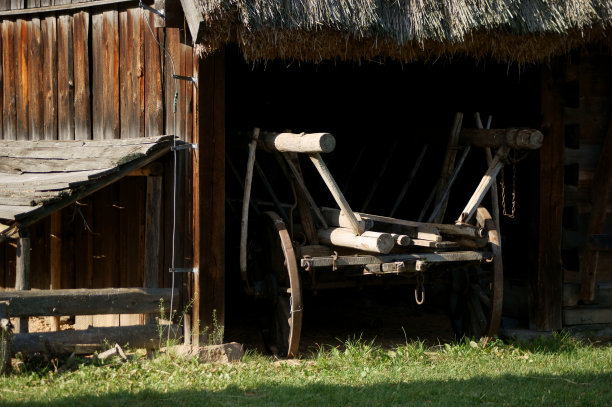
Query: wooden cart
[{"left": 237, "top": 117, "right": 543, "bottom": 357}]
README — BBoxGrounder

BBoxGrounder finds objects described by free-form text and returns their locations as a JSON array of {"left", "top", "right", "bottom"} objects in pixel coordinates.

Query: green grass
[{"left": 1, "top": 333, "right": 611, "bottom": 406}]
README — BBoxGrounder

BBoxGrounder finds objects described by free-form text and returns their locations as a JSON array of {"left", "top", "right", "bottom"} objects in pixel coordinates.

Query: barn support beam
[
  {"left": 14, "top": 229, "right": 31, "bottom": 334},
  {"left": 533, "top": 62, "right": 564, "bottom": 331},
  {"left": 193, "top": 51, "right": 225, "bottom": 345}
]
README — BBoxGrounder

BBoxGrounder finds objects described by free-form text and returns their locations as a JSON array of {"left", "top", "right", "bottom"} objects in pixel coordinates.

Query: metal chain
[{"left": 500, "top": 150, "right": 517, "bottom": 219}]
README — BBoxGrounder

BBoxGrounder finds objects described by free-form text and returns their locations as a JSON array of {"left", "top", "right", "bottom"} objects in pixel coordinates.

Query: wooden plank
[
  {"left": 15, "top": 18, "right": 28, "bottom": 140},
  {"left": 564, "top": 306, "right": 612, "bottom": 325},
  {"left": 0, "top": 156, "right": 125, "bottom": 173},
  {"left": 459, "top": 128, "right": 544, "bottom": 149},
  {"left": 119, "top": 7, "right": 143, "bottom": 139},
  {"left": 73, "top": 11, "right": 91, "bottom": 140},
  {"left": 2, "top": 20, "right": 16, "bottom": 140},
  {"left": 12, "top": 323, "right": 181, "bottom": 355},
  {"left": 534, "top": 62, "right": 564, "bottom": 331},
  {"left": 42, "top": 13, "right": 57, "bottom": 140},
  {"left": 0, "top": 135, "right": 170, "bottom": 148},
  {"left": 27, "top": 16, "right": 42, "bottom": 140},
  {"left": 144, "top": 9, "right": 163, "bottom": 138},
  {"left": 103, "top": 9, "right": 119, "bottom": 139},
  {"left": 0, "top": 287, "right": 177, "bottom": 317},
  {"left": 144, "top": 176, "right": 162, "bottom": 289},
  {"left": 91, "top": 10, "right": 103, "bottom": 140},
  {"left": 57, "top": 13, "right": 74, "bottom": 140}
]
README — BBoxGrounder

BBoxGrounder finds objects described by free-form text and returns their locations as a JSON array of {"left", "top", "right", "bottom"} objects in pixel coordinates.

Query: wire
[{"left": 140, "top": 3, "right": 181, "bottom": 342}]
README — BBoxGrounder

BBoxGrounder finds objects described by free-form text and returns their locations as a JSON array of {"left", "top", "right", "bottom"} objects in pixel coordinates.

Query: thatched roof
[{"left": 192, "top": 0, "right": 612, "bottom": 62}]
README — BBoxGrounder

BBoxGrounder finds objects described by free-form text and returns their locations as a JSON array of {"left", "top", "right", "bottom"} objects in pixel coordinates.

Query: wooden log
[
  {"left": 240, "top": 128, "right": 259, "bottom": 282},
  {"left": 261, "top": 132, "right": 335, "bottom": 154},
  {"left": 457, "top": 146, "right": 509, "bottom": 224},
  {"left": 14, "top": 230, "right": 30, "bottom": 334},
  {"left": 475, "top": 113, "right": 501, "bottom": 237},
  {"left": 321, "top": 207, "right": 373, "bottom": 231},
  {"left": 0, "top": 301, "right": 10, "bottom": 375},
  {"left": 347, "top": 211, "right": 483, "bottom": 239},
  {"left": 309, "top": 153, "right": 365, "bottom": 234},
  {"left": 317, "top": 227, "right": 394, "bottom": 254},
  {"left": 283, "top": 154, "right": 328, "bottom": 229},
  {"left": 580, "top": 115, "right": 612, "bottom": 303},
  {"left": 12, "top": 324, "right": 182, "bottom": 356},
  {"left": 389, "top": 233, "right": 411, "bottom": 246},
  {"left": 459, "top": 128, "right": 544, "bottom": 150},
  {"left": 0, "top": 288, "right": 177, "bottom": 317}
]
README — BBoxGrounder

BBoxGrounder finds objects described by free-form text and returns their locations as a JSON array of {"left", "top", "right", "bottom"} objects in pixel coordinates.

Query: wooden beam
[
  {"left": 459, "top": 128, "right": 544, "bottom": 150},
  {"left": 0, "top": 288, "right": 177, "bottom": 317},
  {"left": 14, "top": 229, "right": 30, "bottom": 333},
  {"left": 196, "top": 52, "right": 225, "bottom": 339},
  {"left": 0, "top": 301, "right": 10, "bottom": 375},
  {"left": 144, "top": 175, "right": 163, "bottom": 323},
  {"left": 12, "top": 324, "right": 181, "bottom": 356},
  {"left": 535, "top": 62, "right": 564, "bottom": 331}
]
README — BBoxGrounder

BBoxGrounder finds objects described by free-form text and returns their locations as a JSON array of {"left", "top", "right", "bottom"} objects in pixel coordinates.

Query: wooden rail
[{"left": 0, "top": 288, "right": 176, "bottom": 317}]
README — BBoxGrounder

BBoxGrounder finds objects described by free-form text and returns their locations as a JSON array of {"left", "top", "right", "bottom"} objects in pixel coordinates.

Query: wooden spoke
[{"left": 450, "top": 207, "right": 503, "bottom": 339}]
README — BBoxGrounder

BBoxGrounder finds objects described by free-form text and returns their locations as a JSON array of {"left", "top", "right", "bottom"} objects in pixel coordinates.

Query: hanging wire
[{"left": 140, "top": 3, "right": 182, "bottom": 341}]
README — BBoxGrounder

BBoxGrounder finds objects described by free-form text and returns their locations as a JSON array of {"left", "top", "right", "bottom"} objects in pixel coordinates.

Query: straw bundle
[{"left": 193, "top": 0, "right": 612, "bottom": 62}]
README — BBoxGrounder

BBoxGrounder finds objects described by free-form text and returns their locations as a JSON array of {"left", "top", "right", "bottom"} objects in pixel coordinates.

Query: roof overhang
[{"left": 0, "top": 136, "right": 176, "bottom": 241}]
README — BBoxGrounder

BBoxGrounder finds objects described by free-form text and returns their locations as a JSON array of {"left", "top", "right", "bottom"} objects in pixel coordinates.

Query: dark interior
[{"left": 223, "top": 46, "right": 542, "bottom": 347}]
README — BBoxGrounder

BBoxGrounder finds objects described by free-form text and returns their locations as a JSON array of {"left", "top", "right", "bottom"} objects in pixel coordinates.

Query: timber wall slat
[{"left": 0, "top": 5, "right": 195, "bottom": 331}]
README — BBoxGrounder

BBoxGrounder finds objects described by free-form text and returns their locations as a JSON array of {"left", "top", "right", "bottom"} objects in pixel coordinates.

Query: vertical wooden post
[
  {"left": 143, "top": 175, "right": 162, "bottom": 324},
  {"left": 14, "top": 229, "right": 31, "bottom": 334},
  {"left": 49, "top": 211, "right": 61, "bottom": 331},
  {"left": 195, "top": 51, "right": 225, "bottom": 344},
  {"left": 534, "top": 62, "right": 564, "bottom": 331},
  {"left": 0, "top": 301, "right": 11, "bottom": 375}
]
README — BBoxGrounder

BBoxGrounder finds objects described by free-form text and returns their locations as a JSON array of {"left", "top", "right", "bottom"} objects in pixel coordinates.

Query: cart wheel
[
  {"left": 254, "top": 212, "right": 303, "bottom": 358},
  {"left": 450, "top": 207, "right": 503, "bottom": 339}
]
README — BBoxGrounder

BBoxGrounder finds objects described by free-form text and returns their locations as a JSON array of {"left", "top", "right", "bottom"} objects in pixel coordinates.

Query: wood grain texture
[
  {"left": 197, "top": 52, "right": 225, "bottom": 333},
  {"left": 2, "top": 21, "right": 16, "bottom": 140},
  {"left": 42, "top": 14, "right": 57, "bottom": 140},
  {"left": 536, "top": 62, "right": 564, "bottom": 331},
  {"left": 143, "top": 10, "right": 163, "bottom": 138},
  {"left": 73, "top": 11, "right": 91, "bottom": 140},
  {"left": 27, "top": 16, "right": 42, "bottom": 140},
  {"left": 57, "top": 14, "right": 74, "bottom": 140},
  {"left": 15, "top": 18, "right": 28, "bottom": 140},
  {"left": 120, "top": 8, "right": 143, "bottom": 139}
]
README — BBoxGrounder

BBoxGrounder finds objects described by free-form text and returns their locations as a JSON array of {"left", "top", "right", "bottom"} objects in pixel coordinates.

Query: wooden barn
[{"left": 2, "top": 0, "right": 612, "bottom": 362}]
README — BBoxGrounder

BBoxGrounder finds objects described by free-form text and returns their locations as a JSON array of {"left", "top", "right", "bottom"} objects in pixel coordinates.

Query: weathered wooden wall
[{"left": 0, "top": 1, "right": 195, "bottom": 325}]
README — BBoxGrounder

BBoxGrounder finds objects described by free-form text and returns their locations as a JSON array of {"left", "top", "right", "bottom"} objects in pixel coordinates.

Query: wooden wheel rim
[
  {"left": 264, "top": 212, "right": 302, "bottom": 358},
  {"left": 476, "top": 207, "right": 503, "bottom": 338}
]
